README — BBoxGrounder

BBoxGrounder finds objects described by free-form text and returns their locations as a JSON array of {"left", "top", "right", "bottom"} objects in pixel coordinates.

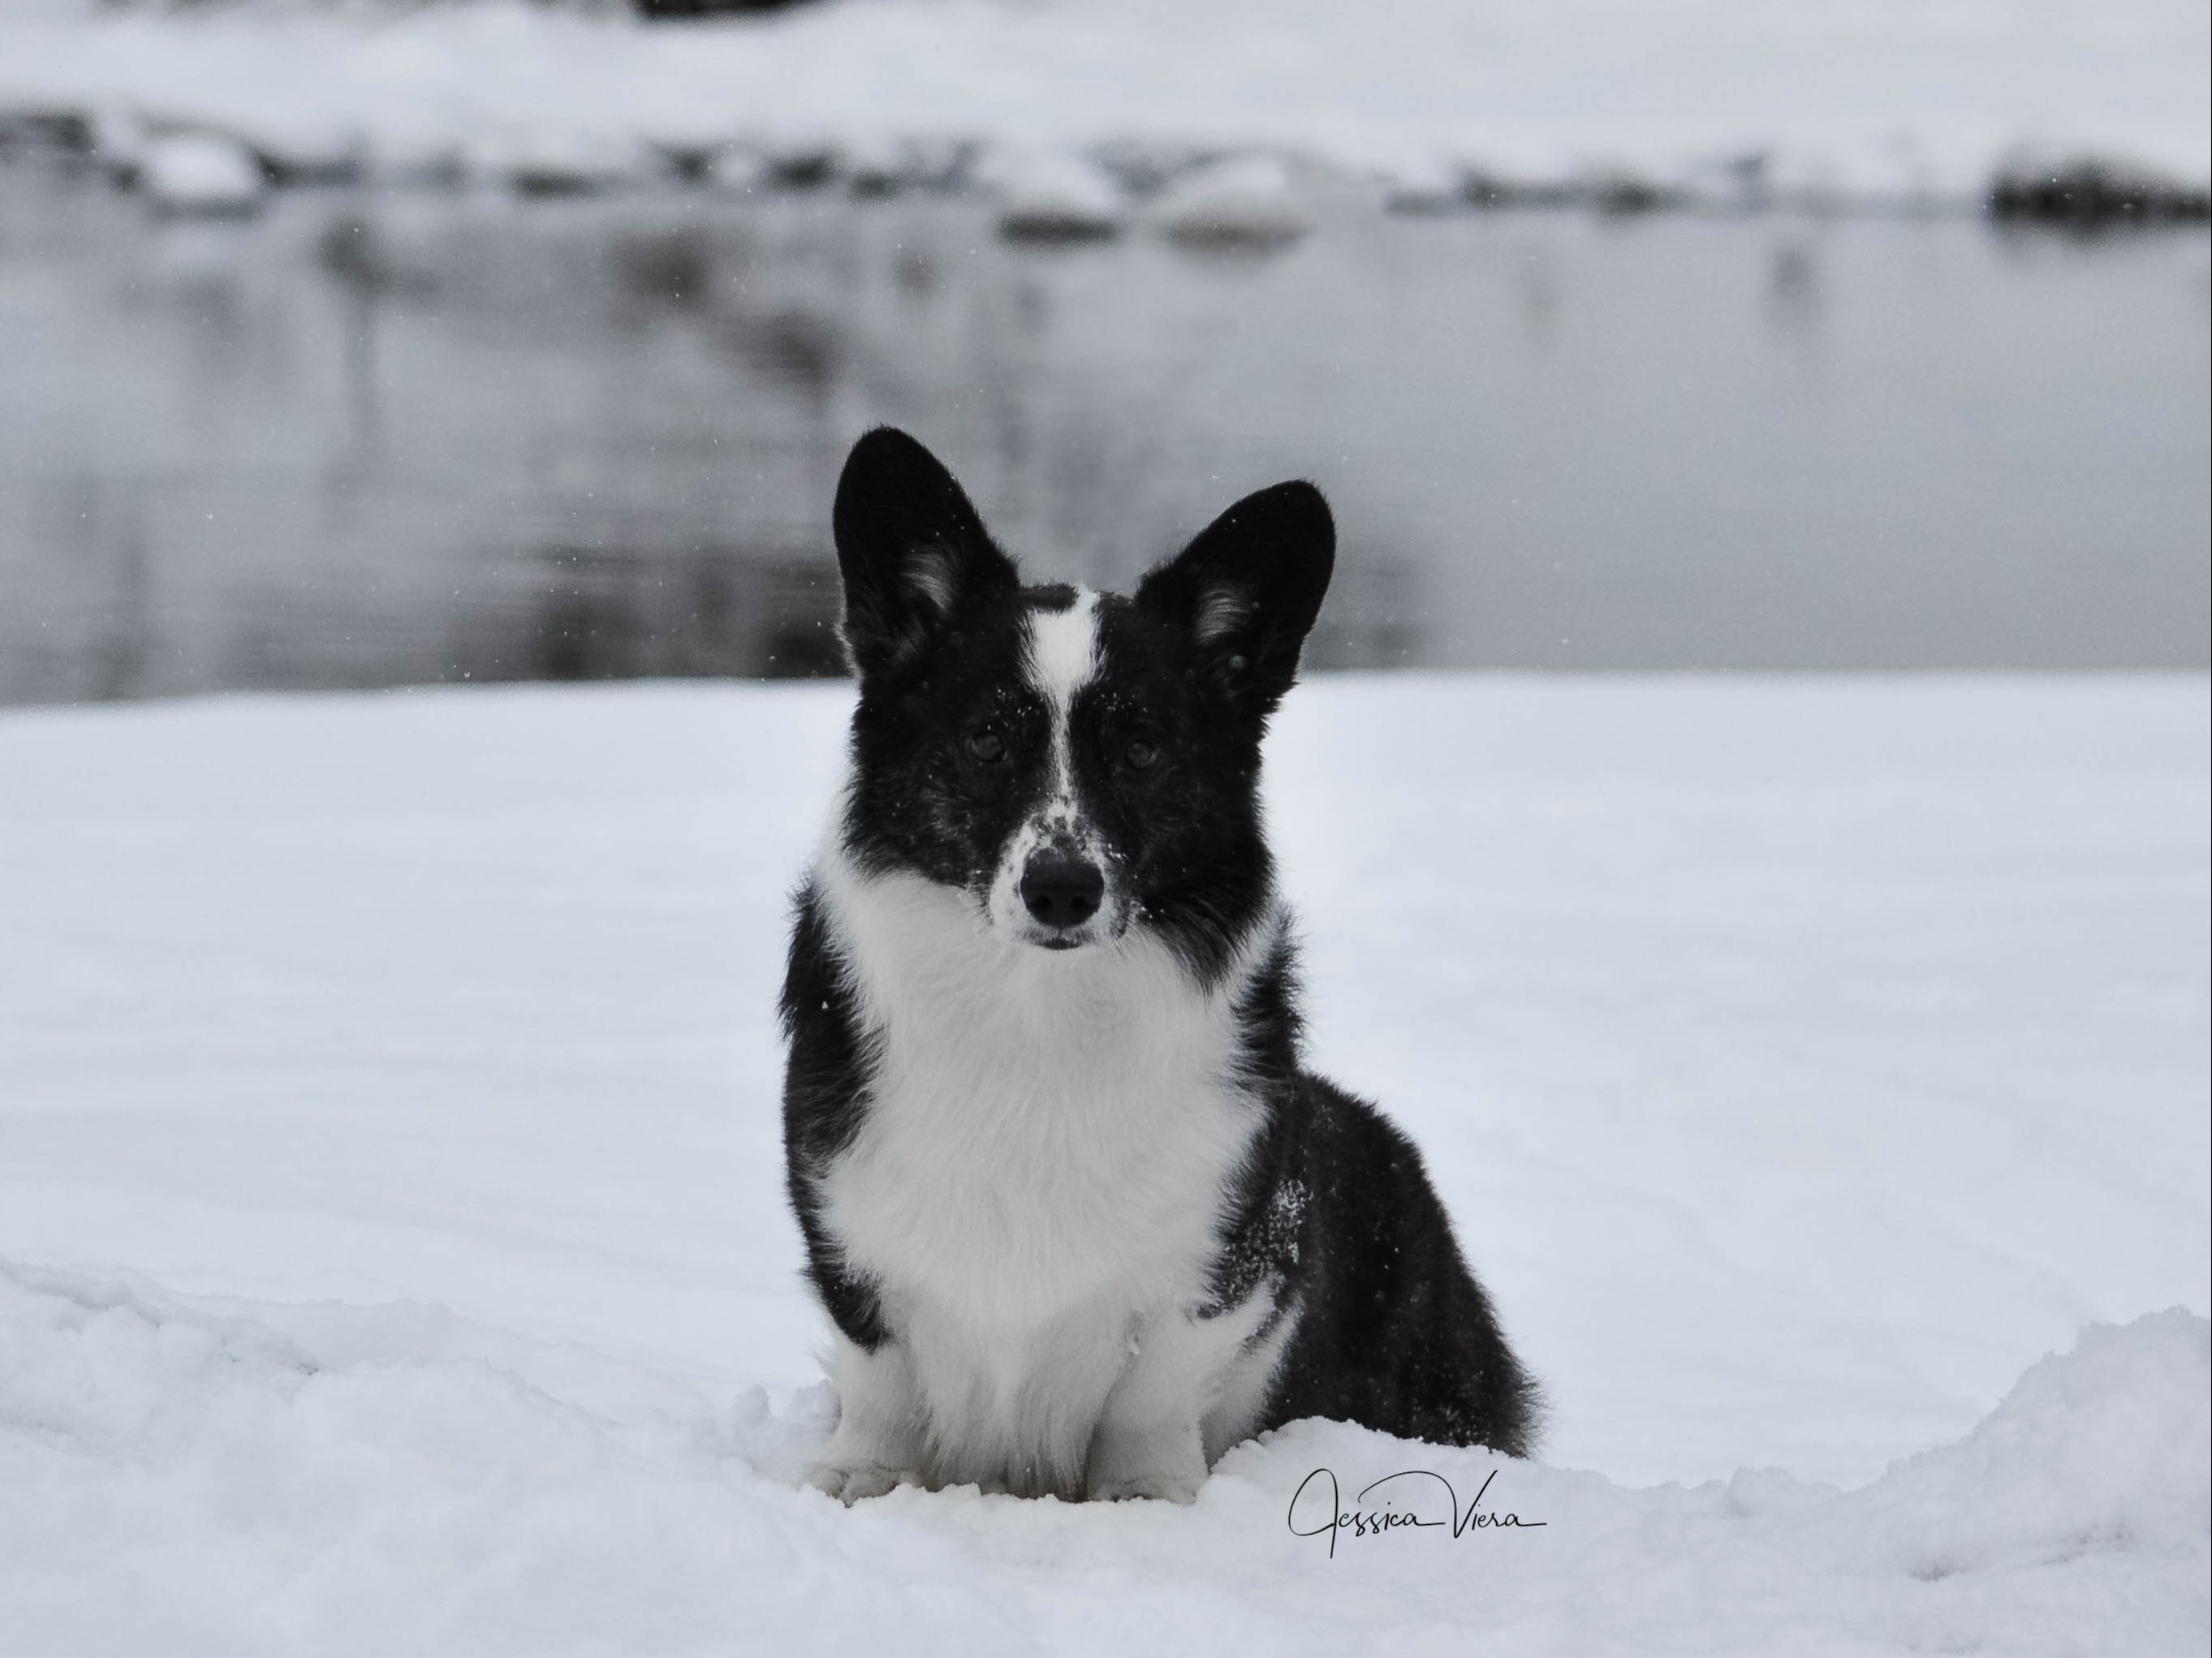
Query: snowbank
[
  {"left": 2, "top": 1260, "right": 2203, "bottom": 1655},
  {"left": 0, "top": 0, "right": 2206, "bottom": 204},
  {"left": 0, "top": 675, "right": 2205, "bottom": 1648}
]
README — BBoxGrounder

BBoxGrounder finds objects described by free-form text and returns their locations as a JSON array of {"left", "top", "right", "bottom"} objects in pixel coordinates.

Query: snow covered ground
[
  {"left": 1, "top": 0, "right": 2206, "bottom": 203},
  {"left": 1, "top": 674, "right": 2206, "bottom": 1651}
]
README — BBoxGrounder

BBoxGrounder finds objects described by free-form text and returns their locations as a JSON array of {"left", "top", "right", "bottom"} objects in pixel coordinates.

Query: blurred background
[{"left": 1, "top": 0, "right": 2206, "bottom": 704}]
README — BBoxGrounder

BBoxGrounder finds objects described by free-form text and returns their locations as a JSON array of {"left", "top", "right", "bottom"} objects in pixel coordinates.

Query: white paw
[
  {"left": 1089, "top": 1469, "right": 1203, "bottom": 1505},
  {"left": 806, "top": 1461, "right": 918, "bottom": 1504},
  {"left": 1089, "top": 1419, "right": 1205, "bottom": 1504}
]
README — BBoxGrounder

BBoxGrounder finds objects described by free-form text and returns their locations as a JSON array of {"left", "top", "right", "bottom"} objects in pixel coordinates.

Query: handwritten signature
[{"left": 1287, "top": 1467, "right": 1546, "bottom": 1558}]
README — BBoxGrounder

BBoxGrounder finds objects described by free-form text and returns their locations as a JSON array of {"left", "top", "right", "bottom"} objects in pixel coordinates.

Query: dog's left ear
[
  {"left": 833, "top": 427, "right": 1019, "bottom": 678},
  {"left": 1136, "top": 480, "right": 1334, "bottom": 711}
]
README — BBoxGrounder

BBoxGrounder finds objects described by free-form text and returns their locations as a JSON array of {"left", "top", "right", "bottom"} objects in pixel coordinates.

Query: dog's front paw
[
  {"left": 1089, "top": 1419, "right": 1205, "bottom": 1504},
  {"left": 806, "top": 1460, "right": 919, "bottom": 1504},
  {"left": 1089, "top": 1468, "right": 1203, "bottom": 1505}
]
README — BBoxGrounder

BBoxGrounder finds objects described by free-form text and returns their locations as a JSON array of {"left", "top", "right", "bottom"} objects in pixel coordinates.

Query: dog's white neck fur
[{"left": 809, "top": 770, "right": 1291, "bottom": 1498}]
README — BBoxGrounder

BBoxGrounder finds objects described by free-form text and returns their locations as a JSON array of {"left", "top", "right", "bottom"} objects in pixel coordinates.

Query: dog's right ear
[
  {"left": 832, "top": 428, "right": 1018, "bottom": 678},
  {"left": 1136, "top": 480, "right": 1334, "bottom": 716}
]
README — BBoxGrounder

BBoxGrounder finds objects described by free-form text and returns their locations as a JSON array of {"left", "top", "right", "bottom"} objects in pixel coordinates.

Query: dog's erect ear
[
  {"left": 833, "top": 428, "right": 1018, "bottom": 677},
  {"left": 1136, "top": 480, "right": 1334, "bottom": 711}
]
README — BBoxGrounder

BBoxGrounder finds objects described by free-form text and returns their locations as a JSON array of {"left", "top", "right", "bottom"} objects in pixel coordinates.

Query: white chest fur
[
  {"left": 817, "top": 855, "right": 1257, "bottom": 1324},
  {"left": 809, "top": 854, "right": 1272, "bottom": 1492}
]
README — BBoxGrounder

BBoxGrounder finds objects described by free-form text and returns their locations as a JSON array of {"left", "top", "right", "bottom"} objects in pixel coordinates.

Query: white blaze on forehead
[
  {"left": 1024, "top": 588, "right": 1101, "bottom": 717},
  {"left": 990, "top": 588, "right": 1114, "bottom": 940},
  {"left": 1023, "top": 588, "right": 1102, "bottom": 838}
]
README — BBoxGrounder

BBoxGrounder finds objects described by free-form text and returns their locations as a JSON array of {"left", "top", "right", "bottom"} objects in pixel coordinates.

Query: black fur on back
[
  {"left": 1192, "top": 918, "right": 1542, "bottom": 1456},
  {"left": 779, "top": 886, "right": 888, "bottom": 1351},
  {"left": 781, "top": 426, "right": 1542, "bottom": 1464}
]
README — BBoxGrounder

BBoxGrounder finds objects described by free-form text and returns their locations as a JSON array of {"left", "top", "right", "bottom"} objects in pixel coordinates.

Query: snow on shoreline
[
  {"left": 2, "top": 1258, "right": 2205, "bottom": 1654},
  {"left": 0, "top": 674, "right": 2206, "bottom": 1647},
  {"left": 0, "top": 0, "right": 2206, "bottom": 209}
]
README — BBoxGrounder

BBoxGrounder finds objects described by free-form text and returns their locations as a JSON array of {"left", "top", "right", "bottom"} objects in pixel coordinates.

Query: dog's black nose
[{"left": 1020, "top": 854, "right": 1104, "bottom": 930}]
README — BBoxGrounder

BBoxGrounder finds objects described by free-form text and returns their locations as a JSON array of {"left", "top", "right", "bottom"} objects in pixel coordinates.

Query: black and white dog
[{"left": 783, "top": 428, "right": 1539, "bottom": 1503}]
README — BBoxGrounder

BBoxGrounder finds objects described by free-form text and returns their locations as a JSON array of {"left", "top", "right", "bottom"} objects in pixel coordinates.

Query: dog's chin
[
  {"left": 987, "top": 900, "right": 1127, "bottom": 955},
  {"left": 1015, "top": 919, "right": 1123, "bottom": 954},
  {"left": 1021, "top": 930, "right": 1094, "bottom": 953}
]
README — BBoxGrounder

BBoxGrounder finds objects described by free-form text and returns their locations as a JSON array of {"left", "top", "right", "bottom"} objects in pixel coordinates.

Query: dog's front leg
[
  {"left": 806, "top": 1332, "right": 926, "bottom": 1503},
  {"left": 1085, "top": 1311, "right": 1214, "bottom": 1504}
]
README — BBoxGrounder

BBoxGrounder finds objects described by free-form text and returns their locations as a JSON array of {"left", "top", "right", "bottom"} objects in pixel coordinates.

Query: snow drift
[{"left": 1, "top": 1260, "right": 2203, "bottom": 1656}]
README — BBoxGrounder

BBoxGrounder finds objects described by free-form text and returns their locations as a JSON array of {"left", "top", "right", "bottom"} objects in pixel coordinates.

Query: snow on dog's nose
[{"left": 1020, "top": 853, "right": 1104, "bottom": 937}]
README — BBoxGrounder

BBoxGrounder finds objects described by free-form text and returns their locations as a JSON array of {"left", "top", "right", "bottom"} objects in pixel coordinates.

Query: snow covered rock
[
  {"left": 1153, "top": 153, "right": 1310, "bottom": 248},
  {"left": 136, "top": 130, "right": 265, "bottom": 216},
  {"left": 1988, "top": 156, "right": 2212, "bottom": 226},
  {"left": 476, "top": 124, "right": 645, "bottom": 196},
  {"left": 695, "top": 142, "right": 770, "bottom": 195},
  {"left": 756, "top": 133, "right": 843, "bottom": 190},
  {"left": 984, "top": 146, "right": 1125, "bottom": 242},
  {"left": 1377, "top": 153, "right": 1475, "bottom": 215},
  {"left": 844, "top": 132, "right": 974, "bottom": 197}
]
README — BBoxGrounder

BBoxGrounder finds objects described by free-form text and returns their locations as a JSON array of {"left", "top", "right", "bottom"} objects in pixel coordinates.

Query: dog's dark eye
[
  {"left": 965, "top": 730, "right": 1007, "bottom": 764},
  {"left": 1123, "top": 739, "right": 1158, "bottom": 772}
]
